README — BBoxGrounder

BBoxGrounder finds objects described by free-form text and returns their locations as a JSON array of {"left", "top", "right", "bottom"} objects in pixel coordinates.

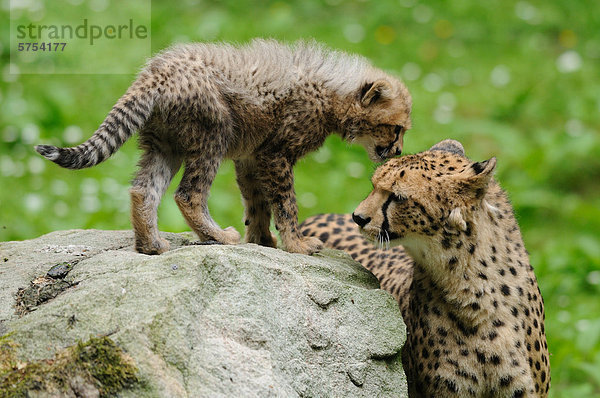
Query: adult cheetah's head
[
  {"left": 352, "top": 139, "right": 497, "bottom": 251},
  {"left": 341, "top": 77, "right": 412, "bottom": 162}
]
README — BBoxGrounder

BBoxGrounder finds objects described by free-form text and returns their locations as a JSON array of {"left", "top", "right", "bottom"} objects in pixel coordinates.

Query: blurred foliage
[{"left": 1, "top": 0, "right": 599, "bottom": 396}]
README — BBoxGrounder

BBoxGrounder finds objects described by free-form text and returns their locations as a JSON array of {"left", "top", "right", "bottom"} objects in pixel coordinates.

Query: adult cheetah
[{"left": 300, "top": 140, "right": 549, "bottom": 397}]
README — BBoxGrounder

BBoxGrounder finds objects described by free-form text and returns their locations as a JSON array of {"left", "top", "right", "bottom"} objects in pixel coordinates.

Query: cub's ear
[
  {"left": 360, "top": 79, "right": 394, "bottom": 106},
  {"left": 456, "top": 157, "right": 497, "bottom": 199}
]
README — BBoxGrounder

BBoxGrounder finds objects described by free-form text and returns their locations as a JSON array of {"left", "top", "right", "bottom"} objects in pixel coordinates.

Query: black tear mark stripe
[
  {"left": 381, "top": 194, "right": 400, "bottom": 240},
  {"left": 376, "top": 126, "right": 403, "bottom": 158},
  {"left": 394, "top": 126, "right": 400, "bottom": 142},
  {"left": 387, "top": 127, "right": 401, "bottom": 152}
]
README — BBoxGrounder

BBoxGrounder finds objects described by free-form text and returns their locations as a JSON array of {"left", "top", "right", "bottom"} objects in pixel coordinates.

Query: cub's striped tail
[{"left": 35, "top": 82, "right": 155, "bottom": 169}]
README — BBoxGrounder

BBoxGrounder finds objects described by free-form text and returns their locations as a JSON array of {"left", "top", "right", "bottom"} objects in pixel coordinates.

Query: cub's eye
[
  {"left": 391, "top": 193, "right": 407, "bottom": 203},
  {"left": 394, "top": 125, "right": 404, "bottom": 135}
]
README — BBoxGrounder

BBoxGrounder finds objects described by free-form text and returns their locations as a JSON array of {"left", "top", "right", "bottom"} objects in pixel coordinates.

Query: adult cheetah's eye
[
  {"left": 394, "top": 125, "right": 404, "bottom": 135},
  {"left": 391, "top": 193, "right": 407, "bottom": 203}
]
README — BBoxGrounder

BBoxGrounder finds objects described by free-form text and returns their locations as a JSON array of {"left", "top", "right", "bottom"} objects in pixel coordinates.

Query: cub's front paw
[
  {"left": 246, "top": 231, "right": 278, "bottom": 248},
  {"left": 285, "top": 236, "right": 323, "bottom": 255},
  {"left": 136, "top": 237, "right": 170, "bottom": 255},
  {"left": 263, "top": 232, "right": 279, "bottom": 248}
]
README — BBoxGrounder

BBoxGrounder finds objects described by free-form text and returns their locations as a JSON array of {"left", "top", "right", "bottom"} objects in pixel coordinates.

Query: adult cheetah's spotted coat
[{"left": 301, "top": 140, "right": 549, "bottom": 397}]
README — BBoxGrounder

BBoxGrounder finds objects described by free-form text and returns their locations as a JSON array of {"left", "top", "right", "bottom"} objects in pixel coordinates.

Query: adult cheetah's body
[{"left": 300, "top": 140, "right": 549, "bottom": 397}]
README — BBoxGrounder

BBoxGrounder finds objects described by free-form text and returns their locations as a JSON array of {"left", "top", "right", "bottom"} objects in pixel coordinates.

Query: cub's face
[
  {"left": 343, "top": 78, "right": 412, "bottom": 162},
  {"left": 351, "top": 140, "right": 497, "bottom": 248}
]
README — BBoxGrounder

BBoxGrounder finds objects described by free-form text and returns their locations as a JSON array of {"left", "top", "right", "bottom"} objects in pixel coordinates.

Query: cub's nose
[{"left": 352, "top": 212, "right": 371, "bottom": 228}]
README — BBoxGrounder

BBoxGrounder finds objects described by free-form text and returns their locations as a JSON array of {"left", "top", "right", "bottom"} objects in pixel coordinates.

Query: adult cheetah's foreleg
[
  {"left": 255, "top": 156, "right": 322, "bottom": 255},
  {"left": 234, "top": 159, "right": 278, "bottom": 247}
]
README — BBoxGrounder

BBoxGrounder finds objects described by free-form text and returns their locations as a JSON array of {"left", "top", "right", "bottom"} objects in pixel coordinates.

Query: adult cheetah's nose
[{"left": 352, "top": 212, "right": 371, "bottom": 228}]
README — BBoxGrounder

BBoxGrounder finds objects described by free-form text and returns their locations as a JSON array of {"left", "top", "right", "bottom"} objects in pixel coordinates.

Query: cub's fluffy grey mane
[{"left": 157, "top": 39, "right": 382, "bottom": 97}]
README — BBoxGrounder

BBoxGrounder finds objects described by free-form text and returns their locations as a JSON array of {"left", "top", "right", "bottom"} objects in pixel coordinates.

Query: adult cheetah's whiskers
[{"left": 378, "top": 229, "right": 389, "bottom": 250}]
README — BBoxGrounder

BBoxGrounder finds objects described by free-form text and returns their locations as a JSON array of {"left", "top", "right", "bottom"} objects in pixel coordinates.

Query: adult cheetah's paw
[{"left": 285, "top": 236, "right": 323, "bottom": 255}]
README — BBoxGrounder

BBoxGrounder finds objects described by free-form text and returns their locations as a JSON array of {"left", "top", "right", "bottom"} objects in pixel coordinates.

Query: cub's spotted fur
[
  {"left": 301, "top": 140, "right": 549, "bottom": 397},
  {"left": 35, "top": 39, "right": 411, "bottom": 255}
]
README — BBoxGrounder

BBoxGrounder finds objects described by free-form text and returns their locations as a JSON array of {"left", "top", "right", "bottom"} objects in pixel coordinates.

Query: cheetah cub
[
  {"left": 35, "top": 39, "right": 412, "bottom": 255},
  {"left": 301, "top": 140, "right": 549, "bottom": 397}
]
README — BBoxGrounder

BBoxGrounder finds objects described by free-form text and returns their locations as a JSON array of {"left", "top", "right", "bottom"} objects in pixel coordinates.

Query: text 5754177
[{"left": 17, "top": 42, "right": 67, "bottom": 51}]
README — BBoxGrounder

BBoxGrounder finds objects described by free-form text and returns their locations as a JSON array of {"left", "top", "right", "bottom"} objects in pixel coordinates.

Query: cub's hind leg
[
  {"left": 174, "top": 139, "right": 241, "bottom": 245},
  {"left": 130, "top": 142, "right": 182, "bottom": 255},
  {"left": 234, "top": 159, "right": 278, "bottom": 248}
]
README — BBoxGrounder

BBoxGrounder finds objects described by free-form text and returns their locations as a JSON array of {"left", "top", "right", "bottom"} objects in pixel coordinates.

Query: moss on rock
[{"left": 0, "top": 335, "right": 139, "bottom": 398}]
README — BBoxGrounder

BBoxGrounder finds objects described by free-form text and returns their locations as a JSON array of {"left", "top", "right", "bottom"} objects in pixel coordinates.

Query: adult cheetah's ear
[
  {"left": 457, "top": 157, "right": 497, "bottom": 200},
  {"left": 470, "top": 157, "right": 496, "bottom": 183},
  {"left": 360, "top": 79, "right": 394, "bottom": 106}
]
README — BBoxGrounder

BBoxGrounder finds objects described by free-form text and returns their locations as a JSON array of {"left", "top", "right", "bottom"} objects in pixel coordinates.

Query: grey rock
[{"left": 0, "top": 229, "right": 407, "bottom": 397}]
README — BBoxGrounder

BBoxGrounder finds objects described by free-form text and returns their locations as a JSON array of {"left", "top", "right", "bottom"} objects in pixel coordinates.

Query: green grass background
[{"left": 1, "top": 0, "right": 599, "bottom": 395}]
